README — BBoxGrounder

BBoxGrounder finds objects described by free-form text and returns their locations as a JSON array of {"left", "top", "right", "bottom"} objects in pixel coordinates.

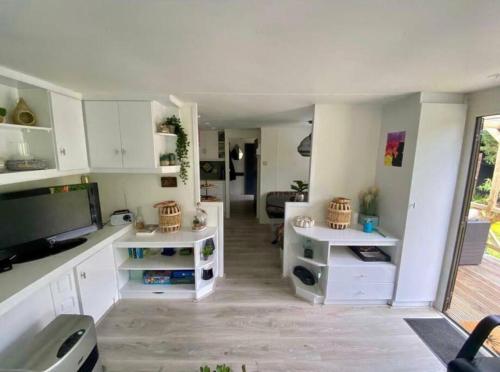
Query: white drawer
[
  {"left": 327, "top": 282, "right": 394, "bottom": 300},
  {"left": 329, "top": 265, "right": 396, "bottom": 284}
]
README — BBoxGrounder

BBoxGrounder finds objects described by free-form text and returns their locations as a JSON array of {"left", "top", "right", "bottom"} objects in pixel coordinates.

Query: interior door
[
  {"left": 75, "top": 245, "right": 118, "bottom": 323},
  {"left": 118, "top": 101, "right": 156, "bottom": 169},
  {"left": 50, "top": 92, "right": 89, "bottom": 171},
  {"left": 83, "top": 101, "right": 123, "bottom": 168}
]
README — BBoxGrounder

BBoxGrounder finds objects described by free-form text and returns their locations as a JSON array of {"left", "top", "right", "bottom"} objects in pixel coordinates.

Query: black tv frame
[{"left": 0, "top": 183, "right": 103, "bottom": 263}]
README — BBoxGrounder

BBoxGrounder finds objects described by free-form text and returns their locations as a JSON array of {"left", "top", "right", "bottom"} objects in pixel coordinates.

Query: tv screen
[{"left": 0, "top": 183, "right": 102, "bottom": 256}]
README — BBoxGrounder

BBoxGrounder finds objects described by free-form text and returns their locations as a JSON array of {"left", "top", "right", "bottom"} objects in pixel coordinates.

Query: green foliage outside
[{"left": 472, "top": 131, "right": 498, "bottom": 204}]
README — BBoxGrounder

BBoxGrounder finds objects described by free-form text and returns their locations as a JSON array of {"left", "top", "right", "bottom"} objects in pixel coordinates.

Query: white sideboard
[{"left": 290, "top": 223, "right": 399, "bottom": 305}]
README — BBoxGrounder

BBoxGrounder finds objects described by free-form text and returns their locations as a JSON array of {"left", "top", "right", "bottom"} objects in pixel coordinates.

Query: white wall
[
  {"left": 259, "top": 125, "right": 312, "bottom": 223},
  {"left": 282, "top": 103, "right": 382, "bottom": 275},
  {"left": 436, "top": 85, "right": 500, "bottom": 309}
]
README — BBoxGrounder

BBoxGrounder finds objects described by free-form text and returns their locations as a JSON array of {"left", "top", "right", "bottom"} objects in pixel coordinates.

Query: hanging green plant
[{"left": 165, "top": 115, "right": 190, "bottom": 184}]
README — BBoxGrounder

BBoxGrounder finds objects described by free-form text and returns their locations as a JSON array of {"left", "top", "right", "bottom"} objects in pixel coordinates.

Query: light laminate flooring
[{"left": 97, "top": 201, "right": 445, "bottom": 372}]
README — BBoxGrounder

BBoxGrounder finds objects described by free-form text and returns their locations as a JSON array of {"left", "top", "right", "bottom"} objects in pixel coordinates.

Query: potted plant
[
  {"left": 200, "top": 364, "right": 246, "bottom": 372},
  {"left": 291, "top": 180, "right": 308, "bottom": 202},
  {"left": 167, "top": 152, "right": 176, "bottom": 165},
  {"left": 161, "top": 115, "right": 190, "bottom": 184},
  {"left": 159, "top": 153, "right": 170, "bottom": 166},
  {"left": 201, "top": 240, "right": 215, "bottom": 260},
  {"left": 0, "top": 107, "right": 6, "bottom": 123},
  {"left": 359, "top": 186, "right": 379, "bottom": 227}
]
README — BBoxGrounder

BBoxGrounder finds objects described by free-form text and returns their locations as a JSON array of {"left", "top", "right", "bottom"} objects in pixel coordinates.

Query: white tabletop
[
  {"left": 113, "top": 226, "right": 217, "bottom": 248},
  {"left": 292, "top": 222, "right": 398, "bottom": 246}
]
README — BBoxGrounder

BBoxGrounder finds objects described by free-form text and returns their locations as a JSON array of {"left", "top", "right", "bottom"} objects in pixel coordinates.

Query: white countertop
[
  {"left": 292, "top": 223, "right": 399, "bottom": 246},
  {"left": 113, "top": 226, "right": 217, "bottom": 248},
  {"left": 0, "top": 224, "right": 132, "bottom": 317}
]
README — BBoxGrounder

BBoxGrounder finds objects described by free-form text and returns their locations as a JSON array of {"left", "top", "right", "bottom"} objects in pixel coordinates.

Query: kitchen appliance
[
  {"left": 110, "top": 209, "right": 134, "bottom": 226},
  {"left": 0, "top": 314, "right": 102, "bottom": 372}
]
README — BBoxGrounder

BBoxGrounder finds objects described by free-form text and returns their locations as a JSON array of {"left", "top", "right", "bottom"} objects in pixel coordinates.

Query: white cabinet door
[
  {"left": 199, "top": 130, "right": 219, "bottom": 160},
  {"left": 118, "top": 101, "right": 156, "bottom": 169},
  {"left": 75, "top": 245, "right": 118, "bottom": 323},
  {"left": 51, "top": 92, "right": 89, "bottom": 171},
  {"left": 83, "top": 101, "right": 123, "bottom": 169},
  {"left": 50, "top": 271, "right": 80, "bottom": 315}
]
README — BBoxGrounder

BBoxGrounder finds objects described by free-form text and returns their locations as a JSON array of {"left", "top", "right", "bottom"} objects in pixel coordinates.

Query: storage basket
[
  {"left": 327, "top": 197, "right": 352, "bottom": 230},
  {"left": 153, "top": 200, "right": 181, "bottom": 233}
]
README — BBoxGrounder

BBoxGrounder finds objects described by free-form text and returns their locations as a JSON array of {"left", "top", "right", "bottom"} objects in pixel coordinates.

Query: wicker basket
[
  {"left": 153, "top": 201, "right": 181, "bottom": 233},
  {"left": 327, "top": 197, "right": 352, "bottom": 230}
]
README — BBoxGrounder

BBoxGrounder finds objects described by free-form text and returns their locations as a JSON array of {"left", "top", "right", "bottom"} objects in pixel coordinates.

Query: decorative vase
[
  {"left": 327, "top": 197, "right": 352, "bottom": 230},
  {"left": 0, "top": 115, "right": 5, "bottom": 123},
  {"left": 295, "top": 192, "right": 305, "bottom": 202},
  {"left": 160, "top": 160, "right": 170, "bottom": 166},
  {"left": 12, "top": 98, "right": 36, "bottom": 126},
  {"left": 167, "top": 124, "right": 176, "bottom": 134},
  {"left": 358, "top": 214, "right": 379, "bottom": 227}
]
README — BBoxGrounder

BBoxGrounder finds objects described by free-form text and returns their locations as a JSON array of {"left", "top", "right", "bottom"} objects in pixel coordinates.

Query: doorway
[{"left": 445, "top": 115, "right": 500, "bottom": 354}]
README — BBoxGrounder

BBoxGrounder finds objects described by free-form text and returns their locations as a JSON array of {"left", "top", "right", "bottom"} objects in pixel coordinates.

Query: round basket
[
  {"left": 153, "top": 201, "right": 181, "bottom": 233},
  {"left": 327, "top": 197, "right": 352, "bottom": 230}
]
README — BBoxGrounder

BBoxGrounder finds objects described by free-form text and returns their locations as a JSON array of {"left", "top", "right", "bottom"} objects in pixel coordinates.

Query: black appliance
[{"left": 0, "top": 183, "right": 103, "bottom": 264}]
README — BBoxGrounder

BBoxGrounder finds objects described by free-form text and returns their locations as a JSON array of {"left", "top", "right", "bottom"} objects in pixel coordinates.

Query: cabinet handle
[
  {"left": 59, "top": 148, "right": 66, "bottom": 156},
  {"left": 356, "top": 274, "right": 366, "bottom": 279},
  {"left": 114, "top": 149, "right": 120, "bottom": 155},
  {"left": 80, "top": 272, "right": 86, "bottom": 279},
  {"left": 355, "top": 290, "right": 365, "bottom": 296},
  {"left": 121, "top": 148, "right": 126, "bottom": 155}
]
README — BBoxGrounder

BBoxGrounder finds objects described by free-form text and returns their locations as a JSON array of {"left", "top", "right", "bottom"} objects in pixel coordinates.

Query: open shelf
[
  {"left": 156, "top": 132, "right": 177, "bottom": 137},
  {"left": 329, "top": 247, "right": 396, "bottom": 268},
  {"left": 157, "top": 165, "right": 180, "bottom": 174},
  {"left": 198, "top": 256, "right": 215, "bottom": 269},
  {"left": 119, "top": 254, "right": 194, "bottom": 271},
  {"left": 0, "top": 123, "right": 52, "bottom": 132},
  {"left": 121, "top": 279, "right": 195, "bottom": 296},
  {"left": 297, "top": 255, "right": 327, "bottom": 267},
  {"left": 291, "top": 275, "right": 324, "bottom": 304}
]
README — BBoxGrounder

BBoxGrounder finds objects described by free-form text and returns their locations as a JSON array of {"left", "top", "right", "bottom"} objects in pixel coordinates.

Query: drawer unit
[
  {"left": 329, "top": 265, "right": 396, "bottom": 284},
  {"left": 327, "top": 281, "right": 394, "bottom": 301}
]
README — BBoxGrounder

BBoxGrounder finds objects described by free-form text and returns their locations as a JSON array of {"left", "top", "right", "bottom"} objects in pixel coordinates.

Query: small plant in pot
[
  {"left": 359, "top": 186, "right": 379, "bottom": 227},
  {"left": 291, "top": 180, "right": 308, "bottom": 202},
  {"left": 159, "top": 153, "right": 170, "bottom": 166},
  {"left": 0, "top": 107, "right": 6, "bottom": 123},
  {"left": 201, "top": 240, "right": 215, "bottom": 260},
  {"left": 167, "top": 152, "right": 176, "bottom": 165}
]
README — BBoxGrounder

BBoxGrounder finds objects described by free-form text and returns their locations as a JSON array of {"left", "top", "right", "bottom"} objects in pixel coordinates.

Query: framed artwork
[
  {"left": 161, "top": 176, "right": 177, "bottom": 187},
  {"left": 384, "top": 131, "right": 405, "bottom": 167}
]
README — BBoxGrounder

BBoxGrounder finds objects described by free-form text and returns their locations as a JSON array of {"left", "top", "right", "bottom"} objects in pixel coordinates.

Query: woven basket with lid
[
  {"left": 153, "top": 200, "right": 181, "bottom": 233},
  {"left": 327, "top": 197, "right": 352, "bottom": 230}
]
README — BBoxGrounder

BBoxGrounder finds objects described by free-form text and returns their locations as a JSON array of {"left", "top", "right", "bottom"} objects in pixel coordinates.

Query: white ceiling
[{"left": 1, "top": 0, "right": 500, "bottom": 128}]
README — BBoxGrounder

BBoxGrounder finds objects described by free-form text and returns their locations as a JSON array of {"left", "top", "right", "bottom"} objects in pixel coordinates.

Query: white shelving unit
[
  {"left": 155, "top": 132, "right": 177, "bottom": 138},
  {"left": 0, "top": 123, "right": 53, "bottom": 132},
  {"left": 113, "top": 227, "right": 218, "bottom": 300},
  {"left": 290, "top": 223, "right": 399, "bottom": 305}
]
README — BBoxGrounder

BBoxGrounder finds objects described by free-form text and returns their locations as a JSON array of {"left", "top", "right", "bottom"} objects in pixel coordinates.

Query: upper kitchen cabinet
[
  {"left": 199, "top": 129, "right": 224, "bottom": 161},
  {"left": 83, "top": 100, "right": 179, "bottom": 173},
  {"left": 50, "top": 92, "right": 89, "bottom": 171}
]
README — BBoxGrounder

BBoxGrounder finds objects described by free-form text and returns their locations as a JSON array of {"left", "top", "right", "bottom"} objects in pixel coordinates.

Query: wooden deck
[{"left": 447, "top": 254, "right": 500, "bottom": 354}]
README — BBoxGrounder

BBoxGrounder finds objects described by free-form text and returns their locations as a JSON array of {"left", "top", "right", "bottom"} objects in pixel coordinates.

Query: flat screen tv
[{"left": 0, "top": 183, "right": 103, "bottom": 263}]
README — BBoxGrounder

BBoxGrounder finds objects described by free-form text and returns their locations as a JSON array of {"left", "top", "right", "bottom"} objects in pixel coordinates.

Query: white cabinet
[
  {"left": 117, "top": 101, "right": 156, "bottom": 169},
  {"left": 50, "top": 271, "right": 80, "bottom": 315},
  {"left": 75, "top": 245, "right": 118, "bottom": 323},
  {"left": 84, "top": 100, "right": 177, "bottom": 172},
  {"left": 50, "top": 92, "right": 89, "bottom": 171},
  {"left": 83, "top": 101, "right": 123, "bottom": 169},
  {"left": 199, "top": 130, "right": 219, "bottom": 160}
]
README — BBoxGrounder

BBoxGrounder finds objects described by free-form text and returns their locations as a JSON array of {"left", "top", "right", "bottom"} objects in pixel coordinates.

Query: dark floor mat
[{"left": 405, "top": 318, "right": 467, "bottom": 365}]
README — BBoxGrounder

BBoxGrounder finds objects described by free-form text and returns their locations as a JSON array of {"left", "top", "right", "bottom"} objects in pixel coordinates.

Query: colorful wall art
[{"left": 384, "top": 131, "right": 405, "bottom": 167}]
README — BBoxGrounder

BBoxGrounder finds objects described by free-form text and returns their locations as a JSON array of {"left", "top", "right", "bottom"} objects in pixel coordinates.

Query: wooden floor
[
  {"left": 97, "top": 201, "right": 445, "bottom": 372},
  {"left": 447, "top": 255, "right": 500, "bottom": 353}
]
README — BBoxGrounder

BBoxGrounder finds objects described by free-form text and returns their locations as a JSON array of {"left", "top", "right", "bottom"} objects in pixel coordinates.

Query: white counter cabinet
[{"left": 290, "top": 223, "right": 399, "bottom": 305}]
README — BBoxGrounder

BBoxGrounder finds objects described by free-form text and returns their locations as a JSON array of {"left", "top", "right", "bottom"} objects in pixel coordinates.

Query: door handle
[
  {"left": 80, "top": 272, "right": 86, "bottom": 279},
  {"left": 60, "top": 148, "right": 66, "bottom": 156}
]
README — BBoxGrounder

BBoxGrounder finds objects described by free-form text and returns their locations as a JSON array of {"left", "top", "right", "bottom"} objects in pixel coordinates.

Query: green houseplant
[
  {"left": 159, "top": 153, "right": 170, "bottom": 166},
  {"left": 359, "top": 186, "right": 379, "bottom": 227},
  {"left": 164, "top": 115, "right": 190, "bottom": 184},
  {"left": 202, "top": 240, "right": 215, "bottom": 260},
  {"left": 0, "top": 107, "right": 6, "bottom": 123},
  {"left": 291, "top": 180, "right": 308, "bottom": 202}
]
